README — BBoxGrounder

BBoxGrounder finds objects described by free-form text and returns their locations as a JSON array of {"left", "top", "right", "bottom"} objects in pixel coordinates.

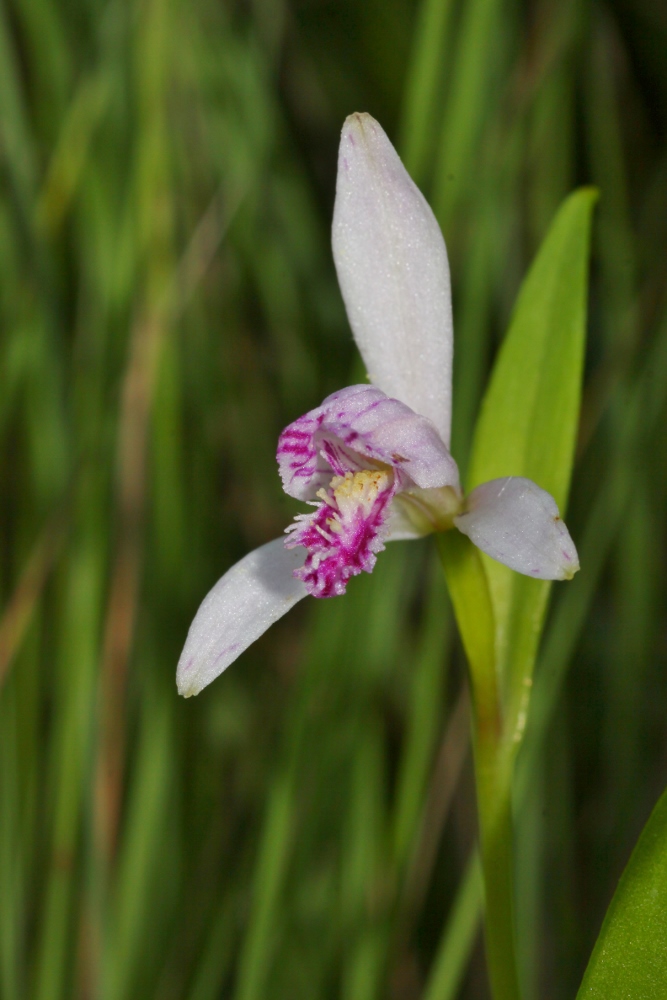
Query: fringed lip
[{"left": 285, "top": 469, "right": 397, "bottom": 597}]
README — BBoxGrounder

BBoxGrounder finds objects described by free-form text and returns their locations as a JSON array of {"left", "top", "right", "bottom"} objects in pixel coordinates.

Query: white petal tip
[
  {"left": 342, "top": 111, "right": 373, "bottom": 131},
  {"left": 175, "top": 538, "right": 308, "bottom": 698},
  {"left": 176, "top": 637, "right": 245, "bottom": 698},
  {"left": 553, "top": 522, "right": 580, "bottom": 580},
  {"left": 177, "top": 683, "right": 198, "bottom": 699},
  {"left": 333, "top": 112, "right": 454, "bottom": 443}
]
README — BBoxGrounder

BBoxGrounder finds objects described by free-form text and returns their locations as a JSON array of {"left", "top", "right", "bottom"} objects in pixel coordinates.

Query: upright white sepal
[
  {"left": 332, "top": 113, "right": 454, "bottom": 446},
  {"left": 176, "top": 539, "right": 308, "bottom": 697},
  {"left": 177, "top": 113, "right": 581, "bottom": 698},
  {"left": 454, "top": 477, "right": 580, "bottom": 580}
]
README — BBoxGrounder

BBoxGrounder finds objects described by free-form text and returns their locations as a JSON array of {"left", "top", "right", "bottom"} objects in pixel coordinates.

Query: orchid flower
[{"left": 177, "top": 113, "right": 579, "bottom": 698}]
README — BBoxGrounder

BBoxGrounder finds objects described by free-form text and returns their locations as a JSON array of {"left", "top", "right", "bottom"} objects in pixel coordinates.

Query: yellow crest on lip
[
  {"left": 314, "top": 470, "right": 393, "bottom": 535},
  {"left": 331, "top": 470, "right": 390, "bottom": 508}
]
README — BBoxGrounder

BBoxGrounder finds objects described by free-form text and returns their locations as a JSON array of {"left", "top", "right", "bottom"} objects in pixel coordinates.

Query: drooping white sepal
[
  {"left": 176, "top": 539, "right": 308, "bottom": 697},
  {"left": 454, "top": 477, "right": 579, "bottom": 580},
  {"left": 332, "top": 113, "right": 454, "bottom": 446}
]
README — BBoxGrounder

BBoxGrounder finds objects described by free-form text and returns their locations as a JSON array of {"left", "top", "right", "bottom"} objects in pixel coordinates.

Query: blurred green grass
[{"left": 0, "top": 0, "right": 665, "bottom": 998}]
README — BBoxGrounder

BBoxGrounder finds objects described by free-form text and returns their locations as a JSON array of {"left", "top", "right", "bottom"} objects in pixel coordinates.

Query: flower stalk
[{"left": 439, "top": 530, "right": 521, "bottom": 1000}]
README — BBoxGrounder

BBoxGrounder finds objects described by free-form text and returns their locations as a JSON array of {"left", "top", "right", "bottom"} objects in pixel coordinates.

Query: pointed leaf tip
[{"left": 577, "top": 785, "right": 667, "bottom": 999}]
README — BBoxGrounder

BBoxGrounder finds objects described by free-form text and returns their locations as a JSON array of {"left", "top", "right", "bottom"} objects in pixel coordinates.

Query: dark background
[{"left": 0, "top": 0, "right": 666, "bottom": 997}]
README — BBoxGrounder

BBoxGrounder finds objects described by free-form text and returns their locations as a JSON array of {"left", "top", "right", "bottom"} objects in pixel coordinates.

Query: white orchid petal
[
  {"left": 454, "top": 477, "right": 579, "bottom": 581},
  {"left": 332, "top": 113, "right": 454, "bottom": 445},
  {"left": 177, "top": 539, "right": 307, "bottom": 697}
]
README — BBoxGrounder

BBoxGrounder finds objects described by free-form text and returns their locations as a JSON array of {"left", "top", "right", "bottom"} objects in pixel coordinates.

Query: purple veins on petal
[{"left": 276, "top": 384, "right": 459, "bottom": 501}]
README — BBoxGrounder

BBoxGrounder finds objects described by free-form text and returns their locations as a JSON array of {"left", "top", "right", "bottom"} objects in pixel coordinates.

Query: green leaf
[
  {"left": 577, "top": 786, "right": 667, "bottom": 999},
  {"left": 466, "top": 188, "right": 597, "bottom": 742},
  {"left": 437, "top": 532, "right": 495, "bottom": 719}
]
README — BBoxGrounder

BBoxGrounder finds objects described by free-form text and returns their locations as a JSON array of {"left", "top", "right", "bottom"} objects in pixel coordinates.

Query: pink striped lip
[
  {"left": 285, "top": 469, "right": 397, "bottom": 597},
  {"left": 277, "top": 385, "right": 460, "bottom": 597}
]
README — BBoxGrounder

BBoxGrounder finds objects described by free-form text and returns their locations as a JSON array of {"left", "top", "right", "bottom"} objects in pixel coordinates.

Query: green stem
[
  {"left": 474, "top": 738, "right": 521, "bottom": 1000},
  {"left": 438, "top": 533, "right": 521, "bottom": 1000}
]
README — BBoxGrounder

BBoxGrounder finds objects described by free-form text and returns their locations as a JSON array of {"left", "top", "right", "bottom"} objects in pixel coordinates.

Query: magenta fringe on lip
[
  {"left": 277, "top": 383, "right": 460, "bottom": 597},
  {"left": 285, "top": 474, "right": 396, "bottom": 598}
]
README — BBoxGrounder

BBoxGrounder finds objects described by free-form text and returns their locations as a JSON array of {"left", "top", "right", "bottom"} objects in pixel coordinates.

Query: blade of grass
[
  {"left": 0, "top": 684, "right": 24, "bottom": 1000},
  {"left": 0, "top": 511, "right": 67, "bottom": 693},
  {"left": 422, "top": 851, "right": 484, "bottom": 1000},
  {"left": 390, "top": 559, "right": 452, "bottom": 870},
  {"left": 104, "top": 679, "right": 175, "bottom": 1000},
  {"left": 399, "top": 0, "right": 457, "bottom": 183},
  {"left": 33, "top": 520, "right": 106, "bottom": 1000},
  {"left": 233, "top": 770, "right": 295, "bottom": 1000},
  {"left": 432, "top": 0, "right": 507, "bottom": 226},
  {"left": 340, "top": 720, "right": 387, "bottom": 1000}
]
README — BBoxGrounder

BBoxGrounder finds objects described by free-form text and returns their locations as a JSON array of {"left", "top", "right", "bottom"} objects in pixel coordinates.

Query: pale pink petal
[
  {"left": 277, "top": 384, "right": 459, "bottom": 501},
  {"left": 177, "top": 540, "right": 307, "bottom": 697},
  {"left": 332, "top": 113, "right": 454, "bottom": 445},
  {"left": 454, "top": 477, "right": 579, "bottom": 580}
]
